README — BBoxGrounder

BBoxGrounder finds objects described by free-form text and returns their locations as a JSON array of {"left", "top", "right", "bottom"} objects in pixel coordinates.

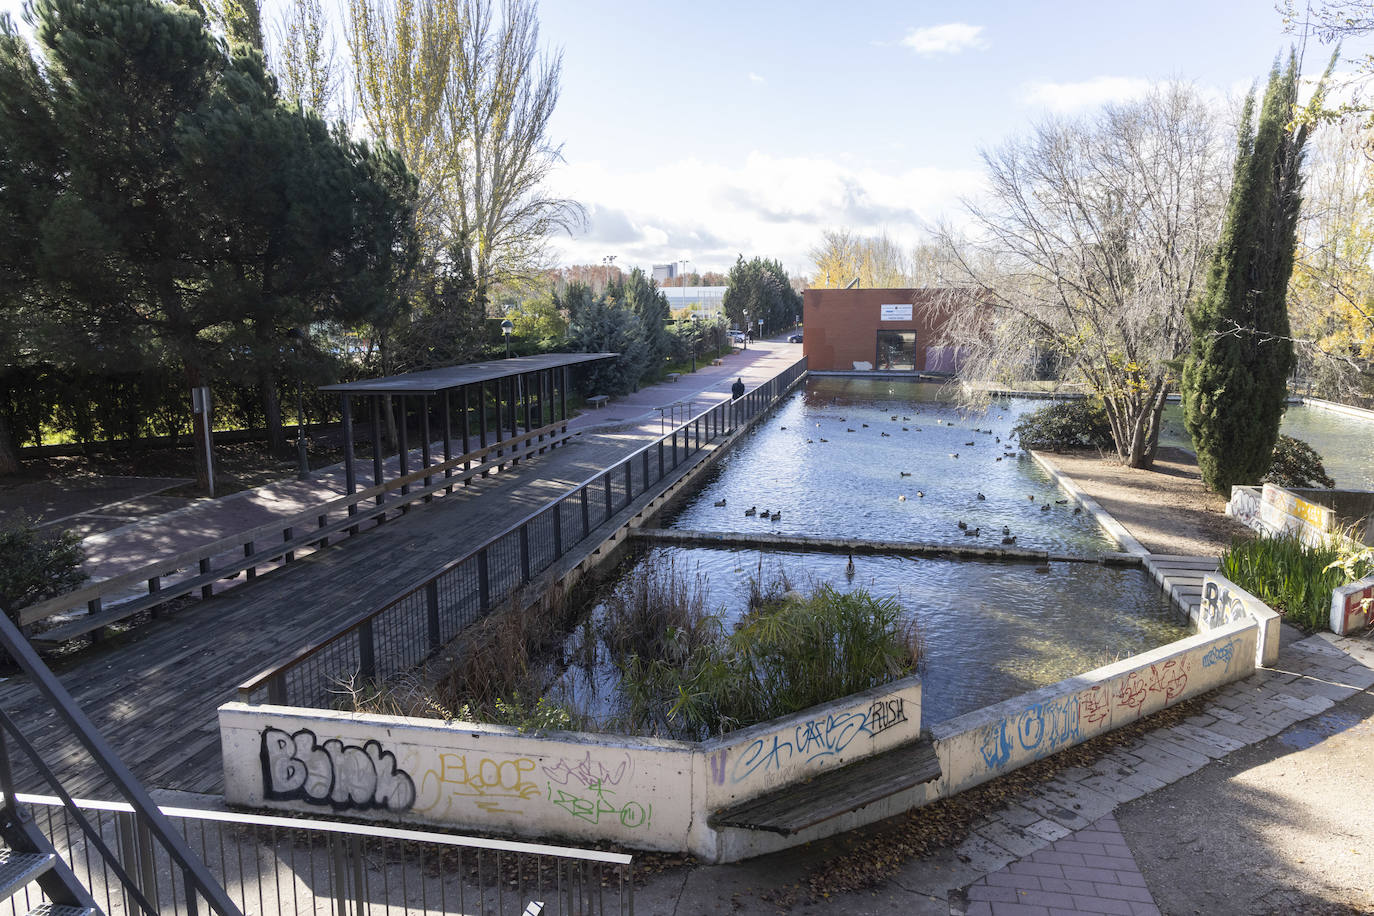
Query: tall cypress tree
[{"left": 1181, "top": 55, "right": 1317, "bottom": 494}]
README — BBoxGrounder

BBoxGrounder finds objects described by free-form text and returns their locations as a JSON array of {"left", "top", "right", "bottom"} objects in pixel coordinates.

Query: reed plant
[
  {"left": 1220, "top": 533, "right": 1372, "bottom": 631},
  {"left": 618, "top": 578, "right": 923, "bottom": 741}
]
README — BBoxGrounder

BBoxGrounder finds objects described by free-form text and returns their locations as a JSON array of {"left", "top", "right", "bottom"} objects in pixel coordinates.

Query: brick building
[{"left": 801, "top": 288, "right": 959, "bottom": 373}]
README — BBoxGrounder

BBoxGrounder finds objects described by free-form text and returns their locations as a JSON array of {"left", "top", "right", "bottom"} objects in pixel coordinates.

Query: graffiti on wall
[
  {"left": 728, "top": 697, "right": 911, "bottom": 783},
  {"left": 261, "top": 727, "right": 415, "bottom": 812},
  {"left": 548, "top": 779, "right": 651, "bottom": 828},
  {"left": 1227, "top": 487, "right": 1263, "bottom": 532},
  {"left": 414, "top": 753, "right": 542, "bottom": 817},
  {"left": 1201, "top": 636, "right": 1242, "bottom": 674},
  {"left": 973, "top": 655, "right": 1197, "bottom": 776},
  {"left": 1200, "top": 578, "right": 1251, "bottom": 630}
]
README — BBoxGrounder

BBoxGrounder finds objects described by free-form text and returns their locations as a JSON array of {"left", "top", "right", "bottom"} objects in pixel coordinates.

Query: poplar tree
[{"left": 1182, "top": 55, "right": 1320, "bottom": 494}]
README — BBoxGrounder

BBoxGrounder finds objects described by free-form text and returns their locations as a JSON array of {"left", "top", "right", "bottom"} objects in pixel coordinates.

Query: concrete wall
[
  {"left": 1331, "top": 574, "right": 1374, "bottom": 635},
  {"left": 930, "top": 621, "right": 1258, "bottom": 797},
  {"left": 219, "top": 676, "right": 923, "bottom": 863},
  {"left": 1198, "top": 572, "right": 1280, "bottom": 666},
  {"left": 801, "top": 289, "right": 952, "bottom": 372}
]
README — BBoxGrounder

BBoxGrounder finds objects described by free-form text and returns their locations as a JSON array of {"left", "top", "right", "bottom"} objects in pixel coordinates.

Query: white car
[{"left": 729, "top": 330, "right": 747, "bottom": 343}]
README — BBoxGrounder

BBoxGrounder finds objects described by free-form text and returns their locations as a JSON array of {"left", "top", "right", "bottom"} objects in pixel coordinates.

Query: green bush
[
  {"left": 618, "top": 583, "right": 921, "bottom": 740},
  {"left": 1220, "top": 534, "right": 1371, "bottom": 631},
  {"left": 1010, "top": 399, "right": 1114, "bottom": 452},
  {"left": 0, "top": 518, "right": 86, "bottom": 622},
  {"left": 1264, "top": 435, "right": 1335, "bottom": 489}
]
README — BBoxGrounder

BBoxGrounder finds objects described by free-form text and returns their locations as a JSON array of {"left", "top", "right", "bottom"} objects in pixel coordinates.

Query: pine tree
[{"left": 1182, "top": 55, "right": 1319, "bottom": 494}]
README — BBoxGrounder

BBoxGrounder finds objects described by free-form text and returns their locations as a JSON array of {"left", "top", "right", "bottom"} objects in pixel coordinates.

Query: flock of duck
[{"left": 707, "top": 406, "right": 1096, "bottom": 551}]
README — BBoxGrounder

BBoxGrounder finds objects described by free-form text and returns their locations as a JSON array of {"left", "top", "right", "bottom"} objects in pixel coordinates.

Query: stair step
[
  {"left": 0, "top": 851, "right": 56, "bottom": 902},
  {"left": 26, "top": 905, "right": 98, "bottom": 916}
]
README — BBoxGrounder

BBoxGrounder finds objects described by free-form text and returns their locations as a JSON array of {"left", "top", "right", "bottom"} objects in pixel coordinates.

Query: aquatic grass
[
  {"left": 1220, "top": 534, "right": 1371, "bottom": 632},
  {"left": 617, "top": 579, "right": 923, "bottom": 741}
]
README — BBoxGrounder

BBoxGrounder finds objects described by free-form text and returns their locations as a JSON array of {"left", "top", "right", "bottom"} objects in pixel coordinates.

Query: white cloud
[
  {"left": 544, "top": 153, "right": 985, "bottom": 276},
  {"left": 1021, "top": 76, "right": 1153, "bottom": 113},
  {"left": 901, "top": 23, "right": 986, "bottom": 56},
  {"left": 748, "top": 72, "right": 765, "bottom": 84}
]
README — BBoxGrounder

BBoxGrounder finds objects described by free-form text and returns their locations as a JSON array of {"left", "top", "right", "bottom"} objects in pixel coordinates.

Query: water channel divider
[{"left": 630, "top": 528, "right": 1143, "bottom": 565}]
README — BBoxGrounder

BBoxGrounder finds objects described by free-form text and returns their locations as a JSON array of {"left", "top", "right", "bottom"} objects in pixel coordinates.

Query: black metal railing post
[
  {"left": 426, "top": 581, "right": 441, "bottom": 650},
  {"left": 478, "top": 548, "right": 491, "bottom": 612},
  {"left": 519, "top": 524, "right": 531, "bottom": 583},
  {"left": 552, "top": 502, "right": 563, "bottom": 558}
]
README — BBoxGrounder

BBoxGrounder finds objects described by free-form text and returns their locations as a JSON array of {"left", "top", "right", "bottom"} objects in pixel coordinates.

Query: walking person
[{"left": 731, "top": 377, "right": 745, "bottom": 430}]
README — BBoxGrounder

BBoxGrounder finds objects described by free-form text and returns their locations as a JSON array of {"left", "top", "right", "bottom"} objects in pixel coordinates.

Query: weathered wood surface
[
  {"left": 709, "top": 738, "right": 941, "bottom": 836},
  {"left": 0, "top": 430, "right": 675, "bottom": 801}
]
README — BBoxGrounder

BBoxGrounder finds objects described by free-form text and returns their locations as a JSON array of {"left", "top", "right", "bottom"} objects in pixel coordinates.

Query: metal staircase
[{"left": 0, "top": 612, "right": 241, "bottom": 916}]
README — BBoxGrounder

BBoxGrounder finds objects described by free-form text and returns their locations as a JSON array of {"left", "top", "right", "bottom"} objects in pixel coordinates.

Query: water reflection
[{"left": 552, "top": 547, "right": 1187, "bottom": 728}]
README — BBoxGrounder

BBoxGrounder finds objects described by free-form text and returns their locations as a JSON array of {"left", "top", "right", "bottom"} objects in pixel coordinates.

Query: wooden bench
[
  {"left": 587, "top": 395, "right": 609, "bottom": 408},
  {"left": 708, "top": 737, "right": 940, "bottom": 836},
  {"left": 665, "top": 372, "right": 681, "bottom": 382}
]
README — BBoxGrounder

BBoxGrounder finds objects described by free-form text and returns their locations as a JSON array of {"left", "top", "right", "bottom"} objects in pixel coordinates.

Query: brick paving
[{"left": 960, "top": 815, "right": 1158, "bottom": 916}]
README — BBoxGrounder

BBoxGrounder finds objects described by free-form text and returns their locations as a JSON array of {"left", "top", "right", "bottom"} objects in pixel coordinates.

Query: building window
[{"left": 876, "top": 330, "right": 917, "bottom": 371}]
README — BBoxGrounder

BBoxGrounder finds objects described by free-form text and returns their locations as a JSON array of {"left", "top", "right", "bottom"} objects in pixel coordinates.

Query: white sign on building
[{"left": 880, "top": 304, "right": 913, "bottom": 321}]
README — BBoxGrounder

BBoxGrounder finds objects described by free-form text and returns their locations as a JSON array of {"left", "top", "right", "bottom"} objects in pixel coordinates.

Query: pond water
[
  {"left": 1158, "top": 402, "right": 1374, "bottom": 490},
  {"left": 550, "top": 547, "right": 1186, "bottom": 728},
  {"left": 668, "top": 378, "right": 1119, "bottom": 556}
]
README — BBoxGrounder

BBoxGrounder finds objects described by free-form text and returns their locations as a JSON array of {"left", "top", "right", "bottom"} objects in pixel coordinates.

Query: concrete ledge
[{"left": 1029, "top": 451, "right": 1148, "bottom": 556}]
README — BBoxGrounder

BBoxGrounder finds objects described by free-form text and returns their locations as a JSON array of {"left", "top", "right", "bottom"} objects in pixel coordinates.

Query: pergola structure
[{"left": 320, "top": 353, "right": 616, "bottom": 501}]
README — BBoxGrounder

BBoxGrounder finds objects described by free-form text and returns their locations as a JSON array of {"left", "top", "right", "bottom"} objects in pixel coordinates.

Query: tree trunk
[
  {"left": 261, "top": 371, "right": 286, "bottom": 456},
  {"left": 0, "top": 410, "right": 21, "bottom": 475}
]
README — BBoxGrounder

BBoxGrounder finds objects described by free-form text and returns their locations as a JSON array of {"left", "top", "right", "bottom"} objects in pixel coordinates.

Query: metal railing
[
  {"left": 19, "top": 420, "right": 574, "bottom": 645},
  {"left": 0, "top": 612, "right": 243, "bottom": 915},
  {"left": 239, "top": 358, "right": 808, "bottom": 709},
  {"left": 3, "top": 793, "right": 633, "bottom": 916}
]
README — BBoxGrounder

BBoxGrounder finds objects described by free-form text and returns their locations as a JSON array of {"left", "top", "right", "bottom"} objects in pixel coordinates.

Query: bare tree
[
  {"left": 808, "top": 229, "right": 913, "bottom": 288},
  {"left": 273, "top": 0, "right": 342, "bottom": 116},
  {"left": 348, "top": 0, "right": 583, "bottom": 300},
  {"left": 936, "top": 83, "right": 1230, "bottom": 468}
]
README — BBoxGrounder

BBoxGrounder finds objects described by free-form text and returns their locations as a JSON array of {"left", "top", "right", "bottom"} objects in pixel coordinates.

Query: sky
[{"left": 4, "top": 0, "right": 1369, "bottom": 280}]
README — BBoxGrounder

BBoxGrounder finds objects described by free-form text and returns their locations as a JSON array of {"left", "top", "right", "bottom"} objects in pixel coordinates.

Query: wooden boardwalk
[{"left": 0, "top": 429, "right": 674, "bottom": 800}]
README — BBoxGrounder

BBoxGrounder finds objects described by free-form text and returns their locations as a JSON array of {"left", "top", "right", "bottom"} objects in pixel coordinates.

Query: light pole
[
  {"left": 602, "top": 254, "right": 616, "bottom": 290},
  {"left": 679, "top": 258, "right": 690, "bottom": 313},
  {"left": 501, "top": 318, "right": 513, "bottom": 359},
  {"left": 742, "top": 312, "right": 748, "bottom": 350},
  {"left": 691, "top": 314, "right": 700, "bottom": 372},
  {"left": 286, "top": 327, "right": 310, "bottom": 480}
]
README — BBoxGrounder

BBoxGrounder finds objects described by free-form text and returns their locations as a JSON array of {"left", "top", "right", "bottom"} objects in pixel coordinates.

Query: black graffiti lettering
[
  {"left": 867, "top": 697, "right": 908, "bottom": 734},
  {"left": 261, "top": 727, "right": 415, "bottom": 812}
]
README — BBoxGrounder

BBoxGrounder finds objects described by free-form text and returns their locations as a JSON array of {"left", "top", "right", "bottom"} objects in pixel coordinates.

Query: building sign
[{"left": 880, "top": 304, "right": 913, "bottom": 321}]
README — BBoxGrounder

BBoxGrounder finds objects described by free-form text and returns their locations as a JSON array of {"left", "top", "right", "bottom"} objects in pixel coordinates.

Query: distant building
[
  {"left": 652, "top": 263, "right": 677, "bottom": 283},
  {"left": 664, "top": 286, "right": 728, "bottom": 321},
  {"left": 801, "top": 288, "right": 961, "bottom": 373}
]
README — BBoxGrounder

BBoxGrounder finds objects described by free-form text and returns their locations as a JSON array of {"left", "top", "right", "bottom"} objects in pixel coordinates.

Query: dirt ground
[{"left": 1037, "top": 445, "right": 1256, "bottom": 556}]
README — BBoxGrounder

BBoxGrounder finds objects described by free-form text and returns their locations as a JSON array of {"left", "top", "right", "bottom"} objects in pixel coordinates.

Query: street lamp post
[
  {"left": 501, "top": 318, "right": 513, "bottom": 359},
  {"left": 742, "top": 312, "right": 748, "bottom": 350},
  {"left": 691, "top": 314, "right": 700, "bottom": 372}
]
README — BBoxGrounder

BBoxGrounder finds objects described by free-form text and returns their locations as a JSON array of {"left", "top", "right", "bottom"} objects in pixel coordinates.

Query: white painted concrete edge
[{"left": 1029, "top": 450, "right": 1148, "bottom": 556}]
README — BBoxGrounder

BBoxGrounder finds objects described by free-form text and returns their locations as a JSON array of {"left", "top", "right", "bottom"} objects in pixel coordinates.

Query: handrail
[
  {"left": 10, "top": 792, "right": 634, "bottom": 866},
  {"left": 238, "top": 357, "right": 808, "bottom": 704},
  {"left": 19, "top": 419, "right": 572, "bottom": 629},
  {"left": 0, "top": 610, "right": 243, "bottom": 915}
]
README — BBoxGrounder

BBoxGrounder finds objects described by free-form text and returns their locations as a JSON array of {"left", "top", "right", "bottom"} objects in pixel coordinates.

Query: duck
[
  {"left": 891, "top": 415, "right": 898, "bottom": 421},
  {"left": 1027, "top": 494, "right": 1035, "bottom": 501},
  {"left": 845, "top": 552, "right": 856, "bottom": 578},
  {"left": 819, "top": 437, "right": 829, "bottom": 442},
  {"left": 902, "top": 427, "right": 909, "bottom": 431},
  {"left": 1002, "top": 535, "right": 1017, "bottom": 545},
  {"left": 898, "top": 494, "right": 907, "bottom": 501},
  {"left": 1073, "top": 506, "right": 1083, "bottom": 515},
  {"left": 964, "top": 441, "right": 975, "bottom": 446},
  {"left": 1055, "top": 499, "right": 1068, "bottom": 505},
  {"left": 949, "top": 453, "right": 959, "bottom": 459},
  {"left": 1002, "top": 526, "right": 1011, "bottom": 536},
  {"left": 780, "top": 426, "right": 787, "bottom": 430},
  {"left": 847, "top": 428, "right": 856, "bottom": 433},
  {"left": 744, "top": 506, "right": 757, "bottom": 517},
  {"left": 916, "top": 491, "right": 925, "bottom": 498},
  {"left": 899, "top": 471, "right": 912, "bottom": 477},
  {"left": 976, "top": 492, "right": 986, "bottom": 501},
  {"left": 862, "top": 423, "right": 869, "bottom": 428},
  {"left": 881, "top": 431, "right": 891, "bottom": 437},
  {"left": 957, "top": 520, "right": 968, "bottom": 530},
  {"left": 807, "top": 438, "right": 814, "bottom": 443},
  {"left": 714, "top": 498, "right": 727, "bottom": 507},
  {"left": 902, "top": 416, "right": 911, "bottom": 420},
  {"left": 963, "top": 527, "right": 980, "bottom": 537},
  {"left": 1041, "top": 504, "right": 1051, "bottom": 512},
  {"left": 770, "top": 511, "right": 781, "bottom": 521},
  {"left": 996, "top": 457, "right": 1003, "bottom": 462}
]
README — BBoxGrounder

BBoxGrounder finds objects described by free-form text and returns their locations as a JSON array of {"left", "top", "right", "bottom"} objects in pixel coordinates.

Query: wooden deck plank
[
  {"left": 0, "top": 429, "right": 683, "bottom": 800},
  {"left": 709, "top": 738, "right": 940, "bottom": 836}
]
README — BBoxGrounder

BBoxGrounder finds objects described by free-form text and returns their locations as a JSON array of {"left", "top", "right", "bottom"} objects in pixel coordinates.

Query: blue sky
[{"left": 4, "top": 0, "right": 1366, "bottom": 278}]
